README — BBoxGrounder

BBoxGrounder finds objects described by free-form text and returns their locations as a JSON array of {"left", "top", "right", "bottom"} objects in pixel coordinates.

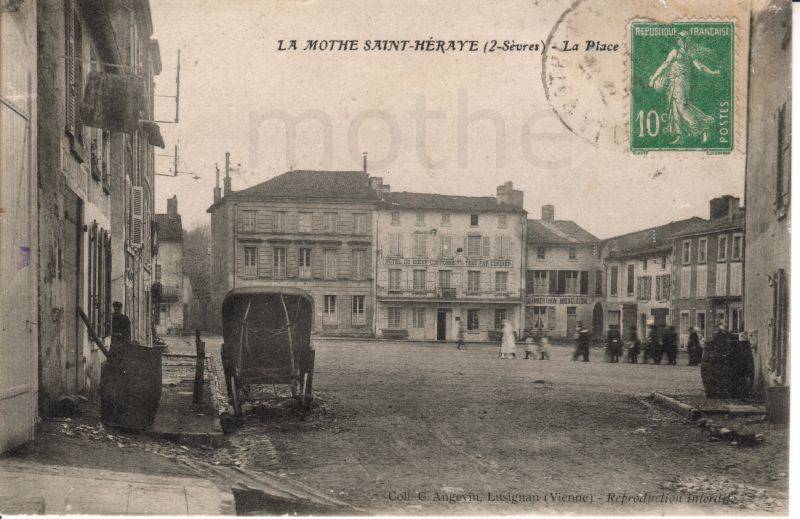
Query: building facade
[
  {"left": 374, "top": 182, "right": 526, "bottom": 342},
  {"left": 672, "top": 196, "right": 745, "bottom": 346},
  {"left": 743, "top": 0, "right": 791, "bottom": 394},
  {"left": 36, "top": 0, "right": 160, "bottom": 412},
  {"left": 524, "top": 205, "right": 603, "bottom": 339},
  {"left": 1, "top": 0, "right": 38, "bottom": 452},
  {"left": 209, "top": 168, "right": 378, "bottom": 336},
  {"left": 155, "top": 196, "right": 186, "bottom": 335},
  {"left": 601, "top": 217, "right": 703, "bottom": 341}
]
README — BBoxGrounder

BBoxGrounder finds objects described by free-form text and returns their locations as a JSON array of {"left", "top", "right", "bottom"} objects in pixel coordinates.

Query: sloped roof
[
  {"left": 231, "top": 170, "right": 378, "bottom": 201},
  {"left": 603, "top": 217, "right": 705, "bottom": 259},
  {"left": 669, "top": 208, "right": 745, "bottom": 238},
  {"left": 379, "top": 191, "right": 526, "bottom": 214},
  {"left": 154, "top": 213, "right": 183, "bottom": 242},
  {"left": 526, "top": 219, "right": 598, "bottom": 245}
]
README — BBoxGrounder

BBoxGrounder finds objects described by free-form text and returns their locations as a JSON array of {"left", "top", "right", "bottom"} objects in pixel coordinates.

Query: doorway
[
  {"left": 63, "top": 190, "right": 83, "bottom": 394},
  {"left": 591, "top": 302, "right": 604, "bottom": 339},
  {"left": 436, "top": 309, "right": 448, "bottom": 341},
  {"left": 566, "top": 306, "right": 577, "bottom": 338}
]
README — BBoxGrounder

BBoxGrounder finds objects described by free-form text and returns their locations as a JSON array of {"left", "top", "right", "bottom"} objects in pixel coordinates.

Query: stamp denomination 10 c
[{"left": 630, "top": 21, "right": 734, "bottom": 153}]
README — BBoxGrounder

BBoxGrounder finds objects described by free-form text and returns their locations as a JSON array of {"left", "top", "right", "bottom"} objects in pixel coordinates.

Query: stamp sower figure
[
  {"left": 456, "top": 317, "right": 465, "bottom": 350},
  {"left": 687, "top": 327, "right": 702, "bottom": 366},
  {"left": 663, "top": 325, "right": 679, "bottom": 365},
  {"left": 499, "top": 319, "right": 517, "bottom": 359},
  {"left": 627, "top": 326, "right": 641, "bottom": 364},
  {"left": 110, "top": 301, "right": 131, "bottom": 356}
]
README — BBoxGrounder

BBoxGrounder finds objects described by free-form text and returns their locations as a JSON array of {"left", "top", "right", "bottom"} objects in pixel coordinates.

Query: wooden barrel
[{"left": 100, "top": 343, "right": 163, "bottom": 431}]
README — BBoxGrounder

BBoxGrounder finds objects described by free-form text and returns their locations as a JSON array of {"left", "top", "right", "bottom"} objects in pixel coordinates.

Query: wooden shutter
[
  {"left": 548, "top": 270, "right": 558, "bottom": 294},
  {"left": 580, "top": 271, "right": 589, "bottom": 295},
  {"left": 64, "top": 0, "right": 76, "bottom": 134},
  {"left": 131, "top": 186, "right": 144, "bottom": 246},
  {"left": 482, "top": 236, "right": 490, "bottom": 258}
]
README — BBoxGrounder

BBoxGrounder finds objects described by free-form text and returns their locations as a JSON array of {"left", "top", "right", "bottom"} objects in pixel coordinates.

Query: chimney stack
[
  {"left": 709, "top": 195, "right": 741, "bottom": 220},
  {"left": 223, "top": 152, "right": 232, "bottom": 195},
  {"left": 362, "top": 152, "right": 368, "bottom": 173},
  {"left": 167, "top": 195, "right": 178, "bottom": 218},
  {"left": 213, "top": 163, "right": 221, "bottom": 203},
  {"left": 541, "top": 204, "right": 555, "bottom": 222},
  {"left": 496, "top": 181, "right": 524, "bottom": 208}
]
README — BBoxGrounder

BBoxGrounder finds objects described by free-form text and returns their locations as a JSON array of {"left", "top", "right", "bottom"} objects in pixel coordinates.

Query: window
[
  {"left": 532, "top": 270, "right": 547, "bottom": 294},
  {"left": 324, "top": 249, "right": 337, "bottom": 279},
  {"left": 240, "top": 210, "right": 257, "bottom": 233},
  {"left": 467, "top": 271, "right": 481, "bottom": 293},
  {"left": 413, "top": 269, "right": 427, "bottom": 292},
  {"left": 732, "top": 233, "right": 742, "bottom": 261},
  {"left": 413, "top": 233, "right": 427, "bottom": 257},
  {"left": 65, "top": 2, "right": 84, "bottom": 143},
  {"left": 352, "top": 250, "right": 366, "bottom": 280},
  {"left": 415, "top": 211, "right": 425, "bottom": 225},
  {"left": 441, "top": 213, "right": 450, "bottom": 225},
  {"left": 536, "top": 246, "right": 546, "bottom": 259},
  {"left": 412, "top": 308, "right": 426, "bottom": 328},
  {"left": 389, "top": 269, "right": 402, "bottom": 290},
  {"left": 467, "top": 309, "right": 480, "bottom": 330},
  {"left": 273, "top": 211, "right": 286, "bottom": 233},
  {"left": 641, "top": 258, "right": 648, "bottom": 271},
  {"left": 323, "top": 295, "right": 337, "bottom": 325},
  {"left": 352, "top": 296, "right": 366, "bottom": 325},
  {"left": 298, "top": 212, "right": 312, "bottom": 233},
  {"left": 569, "top": 247, "right": 577, "bottom": 260},
  {"left": 680, "top": 266, "right": 691, "bottom": 298},
  {"left": 626, "top": 264, "right": 635, "bottom": 295},
  {"left": 467, "top": 235, "right": 482, "bottom": 257},
  {"left": 730, "top": 307, "right": 743, "bottom": 333},
  {"left": 580, "top": 271, "right": 589, "bottom": 295},
  {"left": 730, "top": 262, "right": 742, "bottom": 296},
  {"left": 498, "top": 214, "right": 507, "bottom": 228},
  {"left": 562, "top": 271, "right": 578, "bottom": 294},
  {"left": 389, "top": 233, "right": 402, "bottom": 257},
  {"left": 610, "top": 266, "right": 618, "bottom": 296},
  {"left": 438, "top": 270, "right": 451, "bottom": 288},
  {"left": 391, "top": 211, "right": 400, "bottom": 225},
  {"left": 470, "top": 214, "right": 479, "bottom": 226},
  {"left": 495, "top": 271, "right": 508, "bottom": 293},
  {"left": 323, "top": 212, "right": 338, "bottom": 233},
  {"left": 636, "top": 276, "right": 652, "bottom": 300},
  {"left": 696, "top": 312, "right": 706, "bottom": 338},
  {"left": 160, "top": 304, "right": 170, "bottom": 319},
  {"left": 494, "top": 308, "right": 507, "bottom": 330},
  {"left": 696, "top": 266, "right": 707, "bottom": 298},
  {"left": 155, "top": 264, "right": 161, "bottom": 282},
  {"left": 353, "top": 213, "right": 368, "bottom": 234},
  {"left": 697, "top": 238, "right": 707, "bottom": 263},
  {"left": 682, "top": 240, "right": 691, "bottom": 264},
  {"left": 718, "top": 235, "right": 728, "bottom": 262},
  {"left": 273, "top": 247, "right": 286, "bottom": 278},
  {"left": 496, "top": 235, "right": 511, "bottom": 259},
  {"left": 530, "top": 306, "right": 547, "bottom": 329},
  {"left": 299, "top": 248, "right": 311, "bottom": 278},
  {"left": 680, "top": 312, "right": 690, "bottom": 338},
  {"left": 775, "top": 103, "right": 791, "bottom": 218},
  {"left": 715, "top": 263, "right": 728, "bottom": 296},
  {"left": 595, "top": 270, "right": 603, "bottom": 296},
  {"left": 440, "top": 234, "right": 453, "bottom": 258},
  {"left": 661, "top": 256, "right": 667, "bottom": 269},
  {"left": 388, "top": 307, "right": 403, "bottom": 329},
  {"left": 243, "top": 246, "right": 258, "bottom": 277}
]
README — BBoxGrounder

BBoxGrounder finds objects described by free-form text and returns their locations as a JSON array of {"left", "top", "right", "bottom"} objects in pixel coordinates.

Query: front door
[
  {"left": 436, "top": 309, "right": 447, "bottom": 341},
  {"left": 63, "top": 191, "right": 82, "bottom": 395},
  {"left": 622, "top": 304, "right": 637, "bottom": 338}
]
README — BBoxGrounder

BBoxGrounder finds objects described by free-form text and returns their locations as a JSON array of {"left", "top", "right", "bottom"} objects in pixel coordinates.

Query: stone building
[
  {"left": 373, "top": 181, "right": 527, "bottom": 342},
  {"left": 36, "top": 0, "right": 161, "bottom": 411},
  {"left": 1, "top": 0, "right": 38, "bottom": 452},
  {"left": 743, "top": 0, "right": 791, "bottom": 394},
  {"left": 154, "top": 196, "right": 186, "bottom": 335},
  {"left": 524, "top": 205, "right": 603, "bottom": 339},
  {"left": 671, "top": 196, "right": 744, "bottom": 346},
  {"left": 601, "top": 217, "right": 703, "bottom": 341},
  {"left": 208, "top": 168, "right": 378, "bottom": 336}
]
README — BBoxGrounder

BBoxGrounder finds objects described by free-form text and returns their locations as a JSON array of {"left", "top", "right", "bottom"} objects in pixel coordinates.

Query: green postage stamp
[{"left": 630, "top": 21, "right": 734, "bottom": 153}]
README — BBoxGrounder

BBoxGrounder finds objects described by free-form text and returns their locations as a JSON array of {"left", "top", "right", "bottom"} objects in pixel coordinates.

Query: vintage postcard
[{"left": 0, "top": 0, "right": 792, "bottom": 516}]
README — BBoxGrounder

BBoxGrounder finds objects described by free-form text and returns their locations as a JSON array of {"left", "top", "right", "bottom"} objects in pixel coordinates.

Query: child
[
  {"left": 539, "top": 335, "right": 552, "bottom": 360},
  {"left": 524, "top": 331, "right": 536, "bottom": 359}
]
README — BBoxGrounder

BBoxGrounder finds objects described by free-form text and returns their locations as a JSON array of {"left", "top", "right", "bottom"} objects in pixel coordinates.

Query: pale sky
[{"left": 151, "top": 0, "right": 746, "bottom": 239}]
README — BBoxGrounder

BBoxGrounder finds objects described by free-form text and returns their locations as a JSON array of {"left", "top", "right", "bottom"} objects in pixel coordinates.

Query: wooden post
[{"left": 193, "top": 329, "right": 205, "bottom": 404}]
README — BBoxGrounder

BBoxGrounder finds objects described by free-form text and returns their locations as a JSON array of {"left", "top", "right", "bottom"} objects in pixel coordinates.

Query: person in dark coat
[
  {"left": 111, "top": 301, "right": 131, "bottom": 356},
  {"left": 627, "top": 326, "right": 641, "bottom": 364},
  {"left": 607, "top": 326, "right": 622, "bottom": 363},
  {"left": 574, "top": 323, "right": 590, "bottom": 362},
  {"left": 687, "top": 327, "right": 702, "bottom": 366},
  {"left": 663, "top": 325, "right": 679, "bottom": 365},
  {"left": 647, "top": 324, "right": 662, "bottom": 364}
]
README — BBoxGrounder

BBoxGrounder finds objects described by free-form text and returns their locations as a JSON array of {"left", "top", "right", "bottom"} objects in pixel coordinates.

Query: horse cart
[{"left": 220, "top": 288, "right": 316, "bottom": 415}]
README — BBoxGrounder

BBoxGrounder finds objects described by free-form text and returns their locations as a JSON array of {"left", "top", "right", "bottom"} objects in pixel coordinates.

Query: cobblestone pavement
[{"left": 205, "top": 337, "right": 787, "bottom": 515}]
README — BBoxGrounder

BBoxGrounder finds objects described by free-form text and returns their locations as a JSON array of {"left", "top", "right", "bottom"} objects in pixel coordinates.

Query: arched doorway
[{"left": 592, "top": 302, "right": 604, "bottom": 339}]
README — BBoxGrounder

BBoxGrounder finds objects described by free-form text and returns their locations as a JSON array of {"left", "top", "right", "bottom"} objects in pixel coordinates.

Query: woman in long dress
[
  {"left": 648, "top": 31, "right": 720, "bottom": 145},
  {"left": 499, "top": 320, "right": 517, "bottom": 359}
]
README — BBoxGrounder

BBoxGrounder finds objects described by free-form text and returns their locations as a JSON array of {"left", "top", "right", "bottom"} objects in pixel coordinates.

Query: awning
[
  {"left": 141, "top": 121, "right": 165, "bottom": 148},
  {"left": 82, "top": 71, "right": 145, "bottom": 133}
]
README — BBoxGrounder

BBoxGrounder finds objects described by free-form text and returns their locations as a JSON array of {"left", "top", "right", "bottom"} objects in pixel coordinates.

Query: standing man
[
  {"left": 663, "top": 326, "right": 679, "bottom": 365},
  {"left": 456, "top": 317, "right": 465, "bottom": 350},
  {"left": 111, "top": 301, "right": 132, "bottom": 356},
  {"left": 687, "top": 327, "right": 702, "bottom": 366},
  {"left": 576, "top": 322, "right": 590, "bottom": 362},
  {"left": 627, "top": 326, "right": 641, "bottom": 364},
  {"left": 648, "top": 323, "right": 663, "bottom": 365}
]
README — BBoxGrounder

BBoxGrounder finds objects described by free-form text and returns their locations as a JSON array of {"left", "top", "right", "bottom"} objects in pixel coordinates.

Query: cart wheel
[
  {"left": 230, "top": 376, "right": 242, "bottom": 417},
  {"left": 301, "top": 371, "right": 314, "bottom": 407}
]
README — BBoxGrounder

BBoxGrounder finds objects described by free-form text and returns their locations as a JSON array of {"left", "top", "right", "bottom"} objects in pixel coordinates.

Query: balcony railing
[
  {"left": 378, "top": 284, "right": 522, "bottom": 300},
  {"left": 160, "top": 284, "right": 182, "bottom": 302}
]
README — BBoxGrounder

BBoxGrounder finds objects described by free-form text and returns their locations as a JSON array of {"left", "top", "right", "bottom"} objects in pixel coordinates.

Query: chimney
[
  {"left": 167, "top": 195, "right": 178, "bottom": 218},
  {"left": 496, "top": 181, "right": 524, "bottom": 208},
  {"left": 541, "top": 204, "right": 555, "bottom": 222},
  {"left": 213, "top": 163, "right": 221, "bottom": 203},
  {"left": 223, "top": 152, "right": 232, "bottom": 195},
  {"left": 709, "top": 195, "right": 740, "bottom": 220},
  {"left": 362, "top": 152, "right": 368, "bottom": 173}
]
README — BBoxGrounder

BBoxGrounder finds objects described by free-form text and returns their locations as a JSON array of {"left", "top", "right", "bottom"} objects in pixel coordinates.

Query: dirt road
[{"left": 211, "top": 337, "right": 787, "bottom": 515}]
